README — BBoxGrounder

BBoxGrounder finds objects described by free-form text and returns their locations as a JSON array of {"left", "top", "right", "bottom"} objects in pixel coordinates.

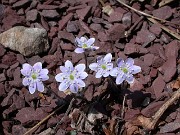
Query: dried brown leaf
[
  {"left": 171, "top": 77, "right": 180, "bottom": 89},
  {"left": 102, "top": 5, "right": 114, "bottom": 16},
  {"left": 69, "top": 108, "right": 103, "bottom": 134}
]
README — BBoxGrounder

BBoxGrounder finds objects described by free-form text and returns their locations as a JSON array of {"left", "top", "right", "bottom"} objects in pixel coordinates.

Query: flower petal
[
  {"left": 40, "top": 69, "right": 48, "bottom": 75},
  {"left": 103, "top": 53, "right": 112, "bottom": 63},
  {"left": 59, "top": 81, "right": 69, "bottom": 91},
  {"left": 117, "top": 58, "right": 125, "bottom": 67},
  {"left": 21, "top": 63, "right": 33, "bottom": 76},
  {"left": 76, "top": 79, "right": 85, "bottom": 88},
  {"left": 116, "top": 74, "right": 125, "bottom": 85},
  {"left": 75, "top": 37, "right": 81, "bottom": 46},
  {"left": 37, "top": 81, "right": 44, "bottom": 92},
  {"left": 60, "top": 66, "right": 68, "bottom": 73},
  {"left": 110, "top": 68, "right": 119, "bottom": 77},
  {"left": 40, "top": 75, "right": 49, "bottom": 81},
  {"left": 102, "top": 70, "right": 110, "bottom": 77},
  {"left": 39, "top": 69, "right": 49, "bottom": 81},
  {"left": 91, "top": 46, "right": 99, "bottom": 50},
  {"left": 80, "top": 37, "right": 87, "bottom": 43},
  {"left": 75, "top": 64, "right": 85, "bottom": 72},
  {"left": 75, "top": 48, "right": 85, "bottom": 53},
  {"left": 33, "top": 62, "right": 42, "bottom": 72},
  {"left": 86, "top": 38, "right": 95, "bottom": 46},
  {"left": 28, "top": 82, "right": 36, "bottom": 94},
  {"left": 89, "top": 63, "right": 98, "bottom": 71},
  {"left": 107, "top": 63, "right": 113, "bottom": 70},
  {"left": 125, "top": 58, "right": 134, "bottom": 67},
  {"left": 78, "top": 72, "right": 88, "bottom": 79},
  {"left": 125, "top": 74, "right": 134, "bottom": 84},
  {"left": 69, "top": 84, "right": 79, "bottom": 93},
  {"left": 97, "top": 56, "right": 103, "bottom": 64},
  {"left": 95, "top": 69, "right": 103, "bottom": 78},
  {"left": 55, "top": 73, "right": 65, "bottom": 82},
  {"left": 22, "top": 77, "right": 30, "bottom": 86},
  {"left": 65, "top": 60, "right": 74, "bottom": 71},
  {"left": 130, "top": 65, "right": 141, "bottom": 74}
]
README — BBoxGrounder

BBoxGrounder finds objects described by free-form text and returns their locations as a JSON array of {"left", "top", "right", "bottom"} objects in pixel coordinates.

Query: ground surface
[{"left": 0, "top": 0, "right": 180, "bottom": 135}]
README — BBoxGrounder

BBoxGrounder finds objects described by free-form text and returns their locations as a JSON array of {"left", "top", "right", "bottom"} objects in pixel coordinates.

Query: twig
[
  {"left": 121, "top": 95, "right": 126, "bottom": 118},
  {"left": 23, "top": 104, "right": 65, "bottom": 135},
  {"left": 116, "top": 0, "right": 180, "bottom": 40},
  {"left": 147, "top": 18, "right": 180, "bottom": 40},
  {"left": 53, "top": 98, "right": 75, "bottom": 132},
  {"left": 116, "top": 0, "right": 179, "bottom": 25},
  {"left": 137, "top": 88, "right": 180, "bottom": 130}
]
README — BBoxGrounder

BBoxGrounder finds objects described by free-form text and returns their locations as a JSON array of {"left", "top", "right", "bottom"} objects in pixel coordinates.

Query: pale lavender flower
[
  {"left": 21, "top": 62, "right": 49, "bottom": 94},
  {"left": 110, "top": 58, "right": 141, "bottom": 84},
  {"left": 74, "top": 37, "right": 99, "bottom": 53},
  {"left": 89, "top": 53, "right": 113, "bottom": 78},
  {"left": 55, "top": 60, "right": 88, "bottom": 93}
]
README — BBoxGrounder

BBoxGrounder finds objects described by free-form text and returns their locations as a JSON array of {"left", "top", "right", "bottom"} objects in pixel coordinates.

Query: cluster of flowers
[{"left": 21, "top": 37, "right": 141, "bottom": 94}]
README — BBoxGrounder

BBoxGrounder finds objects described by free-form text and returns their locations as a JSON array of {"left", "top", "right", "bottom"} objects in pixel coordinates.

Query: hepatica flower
[
  {"left": 74, "top": 37, "right": 99, "bottom": 53},
  {"left": 21, "top": 62, "right": 49, "bottom": 94},
  {"left": 110, "top": 58, "right": 141, "bottom": 84},
  {"left": 89, "top": 53, "right": 113, "bottom": 78},
  {"left": 55, "top": 60, "right": 88, "bottom": 93}
]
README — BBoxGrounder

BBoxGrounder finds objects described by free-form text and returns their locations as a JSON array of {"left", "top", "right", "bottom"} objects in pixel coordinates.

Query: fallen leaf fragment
[
  {"left": 171, "top": 77, "right": 180, "bottom": 89},
  {"left": 38, "top": 128, "right": 55, "bottom": 135},
  {"left": 102, "top": 5, "right": 114, "bottom": 16},
  {"left": 69, "top": 107, "right": 103, "bottom": 134}
]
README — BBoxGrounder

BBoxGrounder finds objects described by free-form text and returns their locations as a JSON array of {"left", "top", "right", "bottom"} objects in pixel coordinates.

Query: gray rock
[{"left": 0, "top": 26, "right": 49, "bottom": 56}]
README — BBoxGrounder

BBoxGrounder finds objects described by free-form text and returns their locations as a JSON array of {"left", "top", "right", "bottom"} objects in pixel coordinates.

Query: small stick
[
  {"left": 121, "top": 95, "right": 126, "bottom": 118},
  {"left": 137, "top": 88, "right": 180, "bottom": 130},
  {"left": 23, "top": 104, "right": 65, "bottom": 135},
  {"left": 116, "top": 0, "right": 179, "bottom": 25},
  {"left": 117, "top": 0, "right": 180, "bottom": 40},
  {"left": 147, "top": 18, "right": 180, "bottom": 40},
  {"left": 53, "top": 98, "right": 75, "bottom": 132}
]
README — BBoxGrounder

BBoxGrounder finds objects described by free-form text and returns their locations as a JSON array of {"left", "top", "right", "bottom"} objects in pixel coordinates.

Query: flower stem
[
  {"left": 84, "top": 52, "right": 88, "bottom": 71},
  {"left": 108, "top": 76, "right": 119, "bottom": 91}
]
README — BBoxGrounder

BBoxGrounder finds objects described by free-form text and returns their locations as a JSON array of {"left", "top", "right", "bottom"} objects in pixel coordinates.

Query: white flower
[
  {"left": 110, "top": 58, "right": 141, "bottom": 84},
  {"left": 21, "top": 62, "right": 49, "bottom": 94},
  {"left": 55, "top": 60, "right": 88, "bottom": 93},
  {"left": 74, "top": 37, "right": 99, "bottom": 53},
  {"left": 89, "top": 53, "right": 113, "bottom": 78}
]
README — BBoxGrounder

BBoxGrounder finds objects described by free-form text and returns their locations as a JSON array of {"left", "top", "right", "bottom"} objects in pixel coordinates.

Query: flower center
[
  {"left": 82, "top": 44, "right": 88, "bottom": 48},
  {"left": 69, "top": 74, "right": 74, "bottom": 80},
  {"left": 101, "top": 64, "right": 107, "bottom": 70},
  {"left": 31, "top": 73, "right": 37, "bottom": 80},
  {"left": 122, "top": 67, "right": 128, "bottom": 73}
]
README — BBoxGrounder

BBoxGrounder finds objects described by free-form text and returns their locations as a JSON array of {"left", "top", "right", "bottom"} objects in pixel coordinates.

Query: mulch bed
[{"left": 0, "top": 0, "right": 180, "bottom": 135}]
